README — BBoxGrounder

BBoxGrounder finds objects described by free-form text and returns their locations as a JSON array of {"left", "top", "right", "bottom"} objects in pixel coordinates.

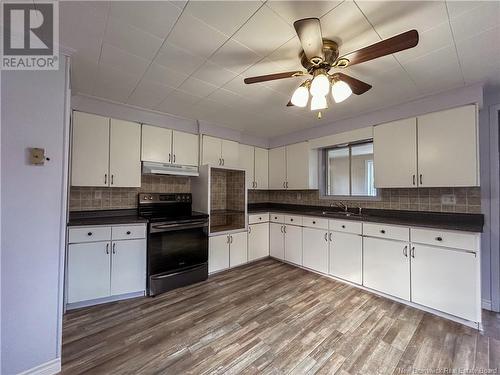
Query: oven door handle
[{"left": 150, "top": 220, "right": 208, "bottom": 233}]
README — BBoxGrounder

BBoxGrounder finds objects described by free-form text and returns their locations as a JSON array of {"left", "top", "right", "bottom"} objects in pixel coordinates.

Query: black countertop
[
  {"left": 68, "top": 209, "right": 148, "bottom": 226},
  {"left": 248, "top": 203, "right": 484, "bottom": 233}
]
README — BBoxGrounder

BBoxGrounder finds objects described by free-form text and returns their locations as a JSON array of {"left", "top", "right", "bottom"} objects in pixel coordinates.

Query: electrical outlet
[
  {"left": 94, "top": 191, "right": 102, "bottom": 199},
  {"left": 441, "top": 194, "right": 456, "bottom": 205}
]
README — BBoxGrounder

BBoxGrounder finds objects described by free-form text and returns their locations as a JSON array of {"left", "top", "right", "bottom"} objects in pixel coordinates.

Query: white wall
[{"left": 1, "top": 58, "right": 69, "bottom": 374}]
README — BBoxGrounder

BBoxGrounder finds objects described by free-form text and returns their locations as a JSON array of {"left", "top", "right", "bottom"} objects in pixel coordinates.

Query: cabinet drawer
[
  {"left": 363, "top": 222, "right": 409, "bottom": 241},
  {"left": 285, "top": 215, "right": 302, "bottom": 226},
  {"left": 270, "top": 213, "right": 284, "bottom": 223},
  {"left": 329, "top": 219, "right": 362, "bottom": 235},
  {"left": 69, "top": 226, "right": 111, "bottom": 243},
  {"left": 112, "top": 225, "right": 146, "bottom": 240},
  {"left": 302, "top": 216, "right": 328, "bottom": 230},
  {"left": 410, "top": 228, "right": 478, "bottom": 252},
  {"left": 249, "top": 213, "right": 269, "bottom": 224}
]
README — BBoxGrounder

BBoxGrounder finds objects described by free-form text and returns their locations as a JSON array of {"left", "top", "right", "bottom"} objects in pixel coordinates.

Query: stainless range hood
[{"left": 142, "top": 161, "right": 199, "bottom": 177}]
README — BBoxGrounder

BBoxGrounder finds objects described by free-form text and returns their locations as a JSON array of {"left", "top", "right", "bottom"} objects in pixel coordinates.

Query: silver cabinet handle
[
  {"left": 173, "top": 154, "right": 176, "bottom": 163},
  {"left": 411, "top": 246, "right": 415, "bottom": 258},
  {"left": 112, "top": 243, "right": 116, "bottom": 254},
  {"left": 222, "top": 158, "right": 225, "bottom": 166},
  {"left": 412, "top": 174, "right": 415, "bottom": 186},
  {"left": 230, "top": 235, "right": 233, "bottom": 243},
  {"left": 329, "top": 232, "right": 332, "bottom": 242},
  {"left": 324, "top": 232, "right": 328, "bottom": 242},
  {"left": 227, "top": 235, "right": 230, "bottom": 243},
  {"left": 248, "top": 226, "right": 251, "bottom": 234},
  {"left": 169, "top": 153, "right": 171, "bottom": 163},
  {"left": 283, "top": 226, "right": 287, "bottom": 234},
  {"left": 419, "top": 174, "right": 423, "bottom": 185},
  {"left": 280, "top": 225, "right": 284, "bottom": 233},
  {"left": 286, "top": 182, "right": 289, "bottom": 188},
  {"left": 255, "top": 181, "right": 257, "bottom": 188},
  {"left": 104, "top": 173, "right": 107, "bottom": 185},
  {"left": 403, "top": 245, "right": 408, "bottom": 257},
  {"left": 105, "top": 243, "right": 109, "bottom": 254},
  {"left": 111, "top": 174, "right": 114, "bottom": 185},
  {"left": 283, "top": 181, "right": 286, "bottom": 188},
  {"left": 219, "top": 158, "right": 221, "bottom": 165}
]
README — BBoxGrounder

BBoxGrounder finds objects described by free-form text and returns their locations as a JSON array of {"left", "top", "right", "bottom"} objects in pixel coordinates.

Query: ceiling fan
[{"left": 244, "top": 18, "right": 419, "bottom": 117}]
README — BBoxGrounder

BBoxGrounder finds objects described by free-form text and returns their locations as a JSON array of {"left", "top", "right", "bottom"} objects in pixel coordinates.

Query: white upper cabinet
[
  {"left": 141, "top": 125, "right": 172, "bottom": 164},
  {"left": 109, "top": 119, "right": 141, "bottom": 187},
  {"left": 201, "top": 135, "right": 239, "bottom": 167},
  {"left": 417, "top": 105, "right": 478, "bottom": 187},
  {"left": 254, "top": 147, "right": 269, "bottom": 190},
  {"left": 172, "top": 130, "right": 199, "bottom": 166},
  {"left": 239, "top": 144, "right": 255, "bottom": 189},
  {"left": 269, "top": 147, "right": 287, "bottom": 189},
  {"left": 71, "top": 111, "right": 110, "bottom": 187},
  {"left": 374, "top": 118, "right": 417, "bottom": 188}
]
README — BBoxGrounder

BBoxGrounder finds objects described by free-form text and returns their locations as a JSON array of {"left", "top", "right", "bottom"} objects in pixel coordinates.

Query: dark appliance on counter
[{"left": 138, "top": 193, "right": 209, "bottom": 296}]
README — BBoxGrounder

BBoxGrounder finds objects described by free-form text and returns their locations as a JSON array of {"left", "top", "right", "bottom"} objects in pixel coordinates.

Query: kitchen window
[{"left": 323, "top": 141, "right": 377, "bottom": 198}]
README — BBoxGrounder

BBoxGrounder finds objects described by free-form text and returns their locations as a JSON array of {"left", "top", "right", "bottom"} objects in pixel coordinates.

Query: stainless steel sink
[{"left": 321, "top": 211, "right": 361, "bottom": 217}]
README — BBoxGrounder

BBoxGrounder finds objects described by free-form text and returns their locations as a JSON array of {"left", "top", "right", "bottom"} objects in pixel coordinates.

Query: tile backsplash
[
  {"left": 248, "top": 187, "right": 481, "bottom": 214},
  {"left": 69, "top": 175, "right": 190, "bottom": 211}
]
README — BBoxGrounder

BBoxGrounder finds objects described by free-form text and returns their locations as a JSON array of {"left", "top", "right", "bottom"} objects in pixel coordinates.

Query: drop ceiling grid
[{"left": 64, "top": 1, "right": 500, "bottom": 137}]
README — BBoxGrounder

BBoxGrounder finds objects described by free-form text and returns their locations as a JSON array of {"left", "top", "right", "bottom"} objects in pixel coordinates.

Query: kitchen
[{"left": 1, "top": 1, "right": 500, "bottom": 374}]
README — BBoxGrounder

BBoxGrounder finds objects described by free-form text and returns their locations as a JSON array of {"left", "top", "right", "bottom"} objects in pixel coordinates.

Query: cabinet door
[
  {"left": 329, "top": 232, "right": 362, "bottom": 284},
  {"left": 109, "top": 119, "right": 141, "bottom": 187},
  {"left": 221, "top": 139, "right": 239, "bottom": 168},
  {"left": 209, "top": 235, "right": 229, "bottom": 273},
  {"left": 373, "top": 118, "right": 417, "bottom": 188},
  {"left": 141, "top": 124, "right": 172, "bottom": 164},
  {"left": 248, "top": 223, "right": 269, "bottom": 261},
  {"left": 202, "top": 135, "right": 222, "bottom": 165},
  {"left": 284, "top": 225, "right": 302, "bottom": 265},
  {"left": 417, "top": 105, "right": 478, "bottom": 187},
  {"left": 67, "top": 242, "right": 111, "bottom": 303},
  {"left": 239, "top": 144, "right": 255, "bottom": 189},
  {"left": 230, "top": 231, "right": 248, "bottom": 267},
  {"left": 172, "top": 130, "right": 199, "bottom": 166},
  {"left": 286, "top": 142, "right": 311, "bottom": 189},
  {"left": 71, "top": 111, "right": 109, "bottom": 187},
  {"left": 411, "top": 244, "right": 478, "bottom": 322},
  {"left": 363, "top": 237, "right": 410, "bottom": 300},
  {"left": 110, "top": 239, "right": 146, "bottom": 296},
  {"left": 269, "top": 147, "right": 287, "bottom": 189},
  {"left": 270, "top": 223, "right": 285, "bottom": 260},
  {"left": 254, "top": 147, "right": 269, "bottom": 190},
  {"left": 302, "top": 227, "right": 329, "bottom": 274}
]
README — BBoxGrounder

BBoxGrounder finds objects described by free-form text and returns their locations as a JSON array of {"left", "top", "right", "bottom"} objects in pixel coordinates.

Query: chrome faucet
[{"left": 332, "top": 201, "right": 348, "bottom": 212}]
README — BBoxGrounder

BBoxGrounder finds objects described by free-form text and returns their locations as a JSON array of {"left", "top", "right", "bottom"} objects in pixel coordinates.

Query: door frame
[{"left": 489, "top": 103, "right": 500, "bottom": 311}]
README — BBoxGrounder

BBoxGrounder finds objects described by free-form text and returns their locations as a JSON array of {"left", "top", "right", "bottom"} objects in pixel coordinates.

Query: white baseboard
[
  {"left": 482, "top": 298, "right": 492, "bottom": 310},
  {"left": 17, "top": 358, "right": 61, "bottom": 375},
  {"left": 66, "top": 290, "right": 145, "bottom": 310}
]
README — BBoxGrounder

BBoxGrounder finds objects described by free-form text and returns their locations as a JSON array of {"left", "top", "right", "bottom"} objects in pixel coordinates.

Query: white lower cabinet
[
  {"left": 230, "top": 232, "right": 248, "bottom": 267},
  {"left": 410, "top": 244, "right": 478, "bottom": 322},
  {"left": 110, "top": 239, "right": 147, "bottom": 296},
  {"left": 329, "top": 232, "right": 362, "bottom": 285},
  {"left": 248, "top": 223, "right": 269, "bottom": 261},
  {"left": 302, "top": 227, "right": 328, "bottom": 274},
  {"left": 270, "top": 223, "right": 285, "bottom": 260},
  {"left": 284, "top": 225, "right": 302, "bottom": 266},
  {"left": 209, "top": 231, "right": 247, "bottom": 273},
  {"left": 363, "top": 237, "right": 410, "bottom": 301}
]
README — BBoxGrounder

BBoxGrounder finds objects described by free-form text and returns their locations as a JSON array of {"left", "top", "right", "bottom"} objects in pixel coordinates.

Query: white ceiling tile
[
  {"left": 449, "top": 1, "right": 500, "bottom": 41},
  {"left": 233, "top": 6, "right": 295, "bottom": 57},
  {"left": 99, "top": 43, "right": 150, "bottom": 76},
  {"left": 167, "top": 12, "right": 228, "bottom": 60},
  {"left": 356, "top": 1, "right": 448, "bottom": 38},
  {"left": 93, "top": 65, "right": 142, "bottom": 103},
  {"left": 265, "top": 1, "right": 343, "bottom": 25},
  {"left": 142, "top": 63, "right": 188, "bottom": 88},
  {"left": 192, "top": 61, "right": 239, "bottom": 87},
  {"left": 127, "top": 80, "right": 175, "bottom": 109},
  {"left": 445, "top": 1, "right": 484, "bottom": 18},
  {"left": 104, "top": 16, "right": 164, "bottom": 60},
  {"left": 209, "top": 39, "right": 262, "bottom": 74},
  {"left": 155, "top": 42, "right": 205, "bottom": 76},
  {"left": 206, "top": 88, "right": 244, "bottom": 107},
  {"left": 185, "top": 1, "right": 262, "bottom": 37},
  {"left": 155, "top": 90, "right": 202, "bottom": 116},
  {"left": 109, "top": 1, "right": 182, "bottom": 39},
  {"left": 178, "top": 77, "right": 218, "bottom": 98}
]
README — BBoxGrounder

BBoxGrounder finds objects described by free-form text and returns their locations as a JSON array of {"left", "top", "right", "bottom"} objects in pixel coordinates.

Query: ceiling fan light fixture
[
  {"left": 331, "top": 80, "right": 352, "bottom": 103},
  {"left": 291, "top": 81, "right": 310, "bottom": 107},
  {"left": 310, "top": 94, "right": 328, "bottom": 111},
  {"left": 310, "top": 69, "right": 330, "bottom": 97}
]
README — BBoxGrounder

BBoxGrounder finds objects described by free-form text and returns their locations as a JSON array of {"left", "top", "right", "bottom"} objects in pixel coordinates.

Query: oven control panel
[{"left": 139, "top": 193, "right": 192, "bottom": 203}]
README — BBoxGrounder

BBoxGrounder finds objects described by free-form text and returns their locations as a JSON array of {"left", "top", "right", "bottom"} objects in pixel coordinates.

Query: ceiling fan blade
[
  {"left": 244, "top": 71, "right": 303, "bottom": 84},
  {"left": 333, "top": 73, "right": 372, "bottom": 95},
  {"left": 294, "top": 18, "right": 325, "bottom": 64},
  {"left": 337, "top": 30, "right": 419, "bottom": 68}
]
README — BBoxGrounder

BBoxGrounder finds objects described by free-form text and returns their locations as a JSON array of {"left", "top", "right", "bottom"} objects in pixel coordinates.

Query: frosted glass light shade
[
  {"left": 331, "top": 80, "right": 352, "bottom": 103},
  {"left": 310, "top": 73, "right": 330, "bottom": 97},
  {"left": 291, "top": 85, "right": 309, "bottom": 107},
  {"left": 310, "top": 95, "right": 327, "bottom": 111}
]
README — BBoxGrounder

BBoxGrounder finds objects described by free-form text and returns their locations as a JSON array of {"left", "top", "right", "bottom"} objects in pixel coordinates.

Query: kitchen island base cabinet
[
  {"left": 248, "top": 223, "right": 269, "bottom": 261},
  {"left": 270, "top": 223, "right": 285, "bottom": 260},
  {"left": 284, "top": 225, "right": 302, "bottom": 266},
  {"left": 363, "top": 237, "right": 410, "bottom": 301},
  {"left": 329, "top": 232, "right": 362, "bottom": 285},
  {"left": 302, "top": 228, "right": 328, "bottom": 274},
  {"left": 110, "top": 239, "right": 146, "bottom": 296},
  {"left": 411, "top": 244, "right": 479, "bottom": 322}
]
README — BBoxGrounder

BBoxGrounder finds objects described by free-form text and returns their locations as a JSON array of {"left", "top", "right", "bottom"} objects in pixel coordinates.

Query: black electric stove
[{"left": 138, "top": 193, "right": 209, "bottom": 296}]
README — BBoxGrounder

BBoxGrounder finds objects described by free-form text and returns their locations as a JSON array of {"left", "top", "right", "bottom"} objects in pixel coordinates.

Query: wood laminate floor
[{"left": 62, "top": 258, "right": 500, "bottom": 374}]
